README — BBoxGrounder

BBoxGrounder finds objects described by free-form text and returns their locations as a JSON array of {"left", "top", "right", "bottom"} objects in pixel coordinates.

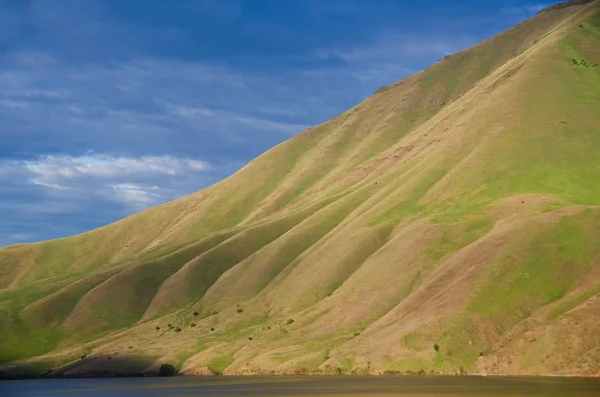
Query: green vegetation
[
  {"left": 158, "top": 363, "right": 178, "bottom": 377},
  {"left": 207, "top": 353, "right": 234, "bottom": 374},
  {"left": 469, "top": 209, "right": 600, "bottom": 321}
]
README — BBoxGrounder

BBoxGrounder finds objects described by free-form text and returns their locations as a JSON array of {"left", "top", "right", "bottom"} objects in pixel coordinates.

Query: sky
[{"left": 0, "top": 0, "right": 551, "bottom": 247}]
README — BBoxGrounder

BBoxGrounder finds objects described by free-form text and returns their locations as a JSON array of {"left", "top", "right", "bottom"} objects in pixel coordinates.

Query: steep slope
[{"left": 1, "top": 0, "right": 600, "bottom": 378}]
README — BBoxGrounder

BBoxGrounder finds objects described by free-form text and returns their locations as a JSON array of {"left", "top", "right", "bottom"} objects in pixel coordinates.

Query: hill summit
[{"left": 1, "top": 0, "right": 600, "bottom": 378}]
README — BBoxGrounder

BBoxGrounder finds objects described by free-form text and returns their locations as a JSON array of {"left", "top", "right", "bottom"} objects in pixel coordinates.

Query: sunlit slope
[{"left": 1, "top": 0, "right": 599, "bottom": 377}]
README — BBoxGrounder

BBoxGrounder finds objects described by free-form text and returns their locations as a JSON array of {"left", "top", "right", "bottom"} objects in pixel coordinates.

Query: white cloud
[
  {"left": 110, "top": 183, "right": 160, "bottom": 206},
  {"left": 0, "top": 153, "right": 227, "bottom": 246},
  {"left": 167, "top": 104, "right": 216, "bottom": 118},
  {"left": 0, "top": 154, "right": 214, "bottom": 212},
  {"left": 233, "top": 116, "right": 311, "bottom": 134},
  {"left": 21, "top": 154, "right": 211, "bottom": 189},
  {"left": 0, "top": 99, "right": 30, "bottom": 109},
  {"left": 18, "top": 89, "right": 68, "bottom": 99},
  {"left": 317, "top": 33, "right": 479, "bottom": 63},
  {"left": 2, "top": 51, "right": 57, "bottom": 67}
]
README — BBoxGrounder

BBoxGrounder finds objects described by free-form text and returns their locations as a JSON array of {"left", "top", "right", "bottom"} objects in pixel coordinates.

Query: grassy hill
[{"left": 1, "top": 0, "right": 600, "bottom": 378}]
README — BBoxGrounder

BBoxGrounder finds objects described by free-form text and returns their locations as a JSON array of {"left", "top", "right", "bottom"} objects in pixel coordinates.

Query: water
[{"left": 1, "top": 376, "right": 599, "bottom": 396}]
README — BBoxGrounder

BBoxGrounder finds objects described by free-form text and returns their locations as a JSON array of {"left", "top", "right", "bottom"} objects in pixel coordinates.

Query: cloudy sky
[{"left": 0, "top": 0, "right": 550, "bottom": 246}]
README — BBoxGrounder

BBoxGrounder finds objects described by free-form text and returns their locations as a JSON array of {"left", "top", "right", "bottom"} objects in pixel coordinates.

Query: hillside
[{"left": 1, "top": 0, "right": 600, "bottom": 378}]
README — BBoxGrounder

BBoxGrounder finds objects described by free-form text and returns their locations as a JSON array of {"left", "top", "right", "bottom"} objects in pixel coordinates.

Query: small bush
[
  {"left": 156, "top": 326, "right": 161, "bottom": 331},
  {"left": 129, "top": 346, "right": 133, "bottom": 349},
  {"left": 434, "top": 343, "right": 440, "bottom": 352},
  {"left": 354, "top": 332, "right": 361, "bottom": 337},
  {"left": 248, "top": 337, "right": 253, "bottom": 341},
  {"left": 212, "top": 311, "right": 219, "bottom": 315},
  {"left": 158, "top": 363, "right": 178, "bottom": 377},
  {"left": 190, "top": 323, "right": 196, "bottom": 327},
  {"left": 193, "top": 311, "right": 199, "bottom": 316},
  {"left": 210, "top": 328, "right": 215, "bottom": 331},
  {"left": 175, "top": 327, "right": 182, "bottom": 333},
  {"left": 286, "top": 319, "right": 294, "bottom": 325},
  {"left": 236, "top": 308, "right": 243, "bottom": 313}
]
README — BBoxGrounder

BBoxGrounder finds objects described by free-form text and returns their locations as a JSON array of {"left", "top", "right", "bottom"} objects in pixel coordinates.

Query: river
[{"left": 1, "top": 376, "right": 599, "bottom": 396}]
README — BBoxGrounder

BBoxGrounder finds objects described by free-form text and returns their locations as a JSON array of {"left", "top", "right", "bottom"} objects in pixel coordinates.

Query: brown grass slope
[{"left": 1, "top": 0, "right": 600, "bottom": 377}]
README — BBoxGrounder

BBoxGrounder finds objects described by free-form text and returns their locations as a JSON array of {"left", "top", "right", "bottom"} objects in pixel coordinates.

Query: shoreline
[{"left": 2, "top": 370, "right": 599, "bottom": 381}]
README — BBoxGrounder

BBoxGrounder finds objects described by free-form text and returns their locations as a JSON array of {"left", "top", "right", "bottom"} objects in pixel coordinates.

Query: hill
[{"left": 1, "top": 0, "right": 599, "bottom": 378}]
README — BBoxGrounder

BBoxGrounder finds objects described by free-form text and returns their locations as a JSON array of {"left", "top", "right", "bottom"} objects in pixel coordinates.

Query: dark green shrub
[
  {"left": 156, "top": 326, "right": 160, "bottom": 331},
  {"left": 193, "top": 311, "right": 199, "bottom": 316},
  {"left": 175, "top": 327, "right": 182, "bottom": 333},
  {"left": 190, "top": 323, "right": 196, "bottom": 327},
  {"left": 434, "top": 343, "right": 440, "bottom": 352},
  {"left": 212, "top": 311, "right": 219, "bottom": 315},
  {"left": 354, "top": 332, "right": 361, "bottom": 337},
  {"left": 236, "top": 308, "right": 243, "bottom": 313},
  {"left": 286, "top": 319, "right": 294, "bottom": 325},
  {"left": 158, "top": 363, "right": 178, "bottom": 377}
]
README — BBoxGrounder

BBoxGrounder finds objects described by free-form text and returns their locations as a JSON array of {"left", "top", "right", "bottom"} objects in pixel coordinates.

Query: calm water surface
[{"left": 1, "top": 376, "right": 599, "bottom": 397}]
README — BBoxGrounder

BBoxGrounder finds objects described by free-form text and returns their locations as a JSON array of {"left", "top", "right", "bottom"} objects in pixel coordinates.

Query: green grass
[
  {"left": 189, "top": 125, "right": 327, "bottom": 235},
  {"left": 469, "top": 209, "right": 600, "bottom": 320},
  {"left": 434, "top": 314, "right": 490, "bottom": 372},
  {"left": 371, "top": 167, "right": 450, "bottom": 226},
  {"left": 20, "top": 267, "right": 123, "bottom": 328},
  {"left": 546, "top": 283, "right": 600, "bottom": 320},
  {"left": 400, "top": 330, "right": 422, "bottom": 350},
  {"left": 0, "top": 310, "right": 61, "bottom": 364},
  {"left": 207, "top": 353, "right": 235, "bottom": 374},
  {"left": 425, "top": 218, "right": 495, "bottom": 262},
  {"left": 586, "top": 9, "right": 600, "bottom": 28},
  {"left": 147, "top": 201, "right": 340, "bottom": 318},
  {"left": 237, "top": 188, "right": 382, "bottom": 297},
  {"left": 0, "top": 246, "right": 33, "bottom": 288}
]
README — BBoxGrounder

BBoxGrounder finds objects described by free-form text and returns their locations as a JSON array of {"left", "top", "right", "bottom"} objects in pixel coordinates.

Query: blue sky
[{"left": 0, "top": 0, "right": 550, "bottom": 246}]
